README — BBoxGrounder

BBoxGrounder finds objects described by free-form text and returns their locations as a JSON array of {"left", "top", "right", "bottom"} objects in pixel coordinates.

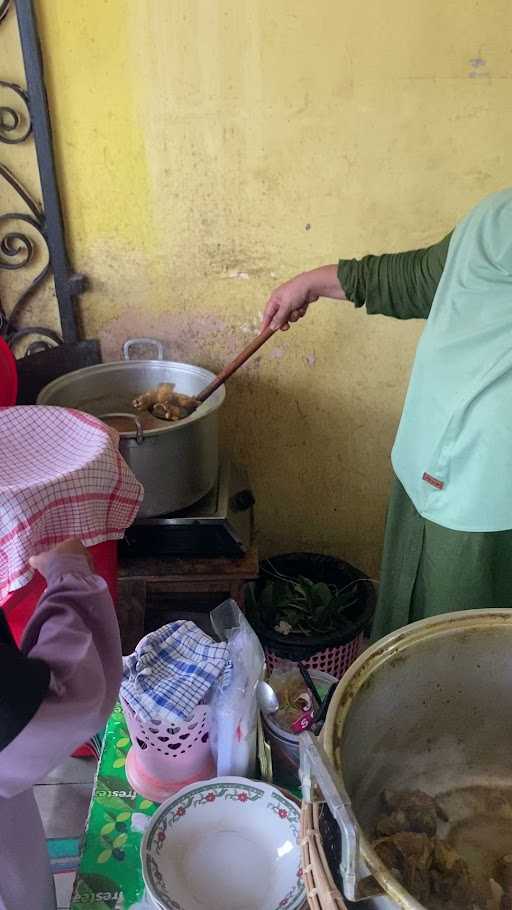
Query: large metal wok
[{"left": 300, "top": 610, "right": 512, "bottom": 909}]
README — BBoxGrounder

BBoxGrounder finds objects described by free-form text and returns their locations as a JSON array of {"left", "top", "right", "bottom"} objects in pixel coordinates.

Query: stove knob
[{"left": 230, "top": 489, "right": 255, "bottom": 512}]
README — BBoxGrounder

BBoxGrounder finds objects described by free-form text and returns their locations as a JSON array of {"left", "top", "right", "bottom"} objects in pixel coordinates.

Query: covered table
[{"left": 70, "top": 703, "right": 158, "bottom": 909}]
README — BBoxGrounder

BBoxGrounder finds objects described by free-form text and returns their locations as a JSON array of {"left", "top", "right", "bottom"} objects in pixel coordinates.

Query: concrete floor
[{"left": 36, "top": 757, "right": 96, "bottom": 910}]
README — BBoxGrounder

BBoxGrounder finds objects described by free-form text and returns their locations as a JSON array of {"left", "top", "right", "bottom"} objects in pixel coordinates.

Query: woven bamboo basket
[{"left": 300, "top": 800, "right": 347, "bottom": 910}]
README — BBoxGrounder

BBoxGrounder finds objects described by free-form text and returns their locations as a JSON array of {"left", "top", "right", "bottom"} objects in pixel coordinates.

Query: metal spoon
[{"left": 256, "top": 680, "right": 280, "bottom": 715}]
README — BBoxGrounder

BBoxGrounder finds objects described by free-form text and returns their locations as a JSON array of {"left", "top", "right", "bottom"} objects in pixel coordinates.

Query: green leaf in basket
[
  {"left": 249, "top": 569, "right": 367, "bottom": 637},
  {"left": 112, "top": 757, "right": 126, "bottom": 768},
  {"left": 100, "top": 821, "right": 116, "bottom": 836},
  {"left": 113, "top": 833, "right": 127, "bottom": 848},
  {"left": 139, "top": 799, "right": 153, "bottom": 810},
  {"left": 116, "top": 811, "right": 131, "bottom": 822},
  {"left": 297, "top": 575, "right": 315, "bottom": 592},
  {"left": 311, "top": 582, "right": 333, "bottom": 606},
  {"left": 97, "top": 848, "right": 113, "bottom": 864}
]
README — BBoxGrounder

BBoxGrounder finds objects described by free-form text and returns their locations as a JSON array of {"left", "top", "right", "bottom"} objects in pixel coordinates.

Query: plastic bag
[
  {"left": 267, "top": 664, "right": 334, "bottom": 733},
  {"left": 209, "top": 599, "right": 265, "bottom": 777}
]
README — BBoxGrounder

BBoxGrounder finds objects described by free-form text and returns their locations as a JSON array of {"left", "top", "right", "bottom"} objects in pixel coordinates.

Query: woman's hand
[
  {"left": 30, "top": 539, "right": 93, "bottom": 579},
  {"left": 261, "top": 264, "right": 346, "bottom": 331},
  {"left": 262, "top": 273, "right": 316, "bottom": 331}
]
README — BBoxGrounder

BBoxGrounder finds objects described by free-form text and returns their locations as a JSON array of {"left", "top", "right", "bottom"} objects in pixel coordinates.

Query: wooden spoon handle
[{"left": 196, "top": 326, "right": 276, "bottom": 404}]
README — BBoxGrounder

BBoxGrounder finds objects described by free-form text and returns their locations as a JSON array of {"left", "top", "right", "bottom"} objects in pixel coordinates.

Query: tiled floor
[{"left": 36, "top": 757, "right": 97, "bottom": 910}]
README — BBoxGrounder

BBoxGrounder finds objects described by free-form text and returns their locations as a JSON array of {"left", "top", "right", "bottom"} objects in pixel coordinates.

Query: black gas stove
[{"left": 120, "top": 454, "right": 254, "bottom": 559}]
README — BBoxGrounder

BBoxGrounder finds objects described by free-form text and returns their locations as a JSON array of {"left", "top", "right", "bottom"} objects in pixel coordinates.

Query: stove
[{"left": 120, "top": 454, "right": 254, "bottom": 559}]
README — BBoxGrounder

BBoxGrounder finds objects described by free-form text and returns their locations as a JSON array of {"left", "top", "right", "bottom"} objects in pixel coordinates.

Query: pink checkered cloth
[{"left": 0, "top": 406, "right": 144, "bottom": 601}]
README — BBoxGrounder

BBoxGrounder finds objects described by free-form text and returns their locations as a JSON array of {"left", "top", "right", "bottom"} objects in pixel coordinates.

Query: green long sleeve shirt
[
  {"left": 338, "top": 232, "right": 453, "bottom": 319},
  {"left": 337, "top": 226, "right": 512, "bottom": 643}
]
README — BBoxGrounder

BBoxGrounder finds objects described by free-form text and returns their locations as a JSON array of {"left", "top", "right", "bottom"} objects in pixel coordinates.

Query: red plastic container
[
  {"left": 0, "top": 337, "right": 17, "bottom": 407},
  {"left": 2, "top": 540, "right": 118, "bottom": 646}
]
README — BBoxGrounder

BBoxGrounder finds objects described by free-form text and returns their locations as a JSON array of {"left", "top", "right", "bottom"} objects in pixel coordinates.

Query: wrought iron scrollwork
[
  {"left": 0, "top": 1, "right": 10, "bottom": 25},
  {"left": 0, "top": 163, "right": 61, "bottom": 350},
  {"left": 0, "top": 0, "right": 53, "bottom": 351},
  {"left": 0, "top": 0, "right": 77, "bottom": 354},
  {"left": 0, "top": 81, "right": 32, "bottom": 144}
]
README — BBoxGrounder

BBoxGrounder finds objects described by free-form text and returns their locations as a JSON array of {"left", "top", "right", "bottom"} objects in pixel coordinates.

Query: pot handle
[
  {"left": 299, "top": 731, "right": 361, "bottom": 902},
  {"left": 122, "top": 337, "right": 164, "bottom": 362},
  {"left": 98, "top": 412, "right": 144, "bottom": 445}
]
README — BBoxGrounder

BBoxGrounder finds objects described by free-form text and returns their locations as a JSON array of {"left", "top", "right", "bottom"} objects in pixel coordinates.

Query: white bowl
[{"left": 141, "top": 776, "right": 305, "bottom": 910}]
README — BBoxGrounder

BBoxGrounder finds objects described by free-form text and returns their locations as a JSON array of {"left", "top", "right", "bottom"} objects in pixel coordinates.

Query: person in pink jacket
[{"left": 0, "top": 539, "right": 123, "bottom": 910}]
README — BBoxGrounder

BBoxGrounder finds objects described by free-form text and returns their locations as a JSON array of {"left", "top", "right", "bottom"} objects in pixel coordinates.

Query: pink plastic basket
[
  {"left": 121, "top": 698, "right": 215, "bottom": 803},
  {"left": 263, "top": 632, "right": 364, "bottom": 680}
]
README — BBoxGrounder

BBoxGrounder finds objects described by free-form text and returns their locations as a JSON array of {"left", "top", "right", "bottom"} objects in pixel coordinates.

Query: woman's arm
[
  {"left": 261, "top": 232, "right": 452, "bottom": 330},
  {"left": 339, "top": 232, "right": 452, "bottom": 319},
  {"left": 0, "top": 552, "right": 122, "bottom": 798}
]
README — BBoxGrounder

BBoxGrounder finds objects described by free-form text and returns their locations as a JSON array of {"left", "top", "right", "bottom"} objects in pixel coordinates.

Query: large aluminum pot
[
  {"left": 300, "top": 610, "right": 512, "bottom": 909},
  {"left": 37, "top": 338, "right": 225, "bottom": 517}
]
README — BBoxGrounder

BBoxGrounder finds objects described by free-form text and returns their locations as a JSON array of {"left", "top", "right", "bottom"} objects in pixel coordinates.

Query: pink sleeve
[{"left": 0, "top": 554, "right": 122, "bottom": 799}]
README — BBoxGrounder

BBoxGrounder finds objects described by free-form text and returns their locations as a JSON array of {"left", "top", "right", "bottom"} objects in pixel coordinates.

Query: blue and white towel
[{"left": 121, "top": 621, "right": 231, "bottom": 724}]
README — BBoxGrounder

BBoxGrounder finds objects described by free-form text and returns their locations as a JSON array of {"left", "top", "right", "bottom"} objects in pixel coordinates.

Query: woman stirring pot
[{"left": 263, "top": 188, "right": 512, "bottom": 640}]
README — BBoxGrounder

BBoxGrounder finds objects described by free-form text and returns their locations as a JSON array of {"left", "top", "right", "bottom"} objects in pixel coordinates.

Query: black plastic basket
[{"left": 250, "top": 552, "right": 375, "bottom": 678}]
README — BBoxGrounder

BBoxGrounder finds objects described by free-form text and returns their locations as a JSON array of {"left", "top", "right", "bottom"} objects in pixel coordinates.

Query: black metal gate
[{"left": 0, "top": 0, "right": 99, "bottom": 400}]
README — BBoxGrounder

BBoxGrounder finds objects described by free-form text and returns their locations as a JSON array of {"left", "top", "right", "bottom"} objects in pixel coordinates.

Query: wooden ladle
[
  {"left": 195, "top": 325, "right": 276, "bottom": 407},
  {"left": 148, "top": 326, "right": 276, "bottom": 420}
]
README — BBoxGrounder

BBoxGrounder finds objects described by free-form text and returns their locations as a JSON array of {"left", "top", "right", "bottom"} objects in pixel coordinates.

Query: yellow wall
[{"left": 28, "top": 1, "right": 512, "bottom": 574}]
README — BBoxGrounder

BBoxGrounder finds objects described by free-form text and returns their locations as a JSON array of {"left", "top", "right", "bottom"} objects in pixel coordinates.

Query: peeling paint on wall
[
  {"left": 468, "top": 55, "right": 489, "bottom": 78},
  {"left": 227, "top": 270, "right": 250, "bottom": 280}
]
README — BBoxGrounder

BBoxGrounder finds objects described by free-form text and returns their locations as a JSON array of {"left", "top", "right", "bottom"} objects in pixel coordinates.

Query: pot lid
[{"left": 0, "top": 338, "right": 17, "bottom": 406}]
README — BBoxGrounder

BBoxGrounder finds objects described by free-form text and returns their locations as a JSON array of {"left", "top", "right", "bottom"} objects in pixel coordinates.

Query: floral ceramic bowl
[{"left": 141, "top": 776, "right": 305, "bottom": 910}]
